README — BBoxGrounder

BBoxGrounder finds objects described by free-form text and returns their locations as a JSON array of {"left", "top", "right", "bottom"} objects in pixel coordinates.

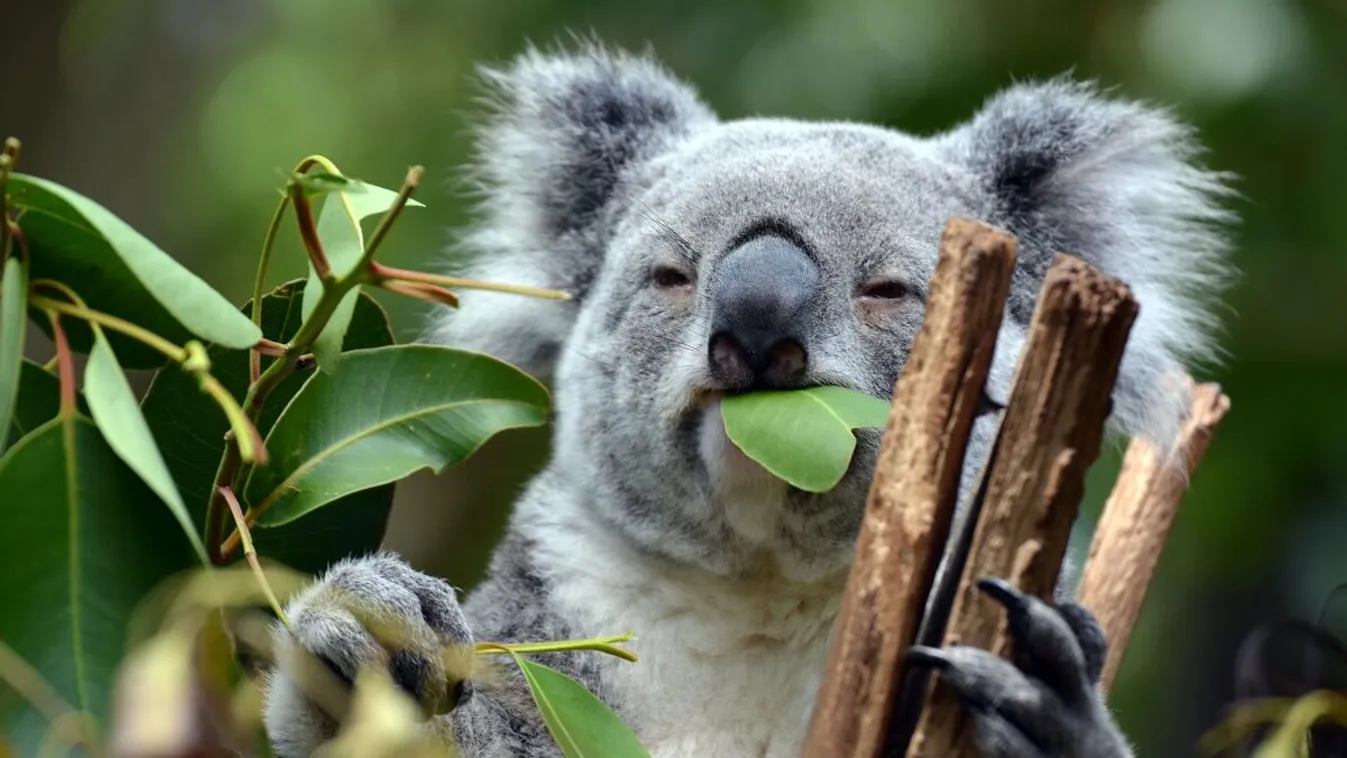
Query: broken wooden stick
[
  {"left": 1077, "top": 381, "right": 1232, "bottom": 692},
  {"left": 799, "top": 218, "right": 1017, "bottom": 758},
  {"left": 906, "top": 254, "right": 1139, "bottom": 758}
]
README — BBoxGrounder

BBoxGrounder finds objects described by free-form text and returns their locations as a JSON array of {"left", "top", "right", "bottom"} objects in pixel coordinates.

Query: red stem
[
  {"left": 289, "top": 182, "right": 331, "bottom": 282},
  {"left": 47, "top": 312, "right": 76, "bottom": 417}
]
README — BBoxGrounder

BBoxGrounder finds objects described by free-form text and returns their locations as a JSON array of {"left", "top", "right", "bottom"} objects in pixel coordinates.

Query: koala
[{"left": 261, "top": 42, "right": 1235, "bottom": 758}]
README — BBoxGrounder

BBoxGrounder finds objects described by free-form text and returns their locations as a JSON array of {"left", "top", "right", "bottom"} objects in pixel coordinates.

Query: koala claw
[
  {"left": 906, "top": 578, "right": 1132, "bottom": 758},
  {"left": 263, "top": 554, "right": 475, "bottom": 757}
]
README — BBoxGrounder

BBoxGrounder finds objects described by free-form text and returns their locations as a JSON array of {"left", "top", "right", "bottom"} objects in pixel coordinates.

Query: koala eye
[
  {"left": 651, "top": 264, "right": 694, "bottom": 290},
  {"left": 858, "top": 279, "right": 910, "bottom": 300}
]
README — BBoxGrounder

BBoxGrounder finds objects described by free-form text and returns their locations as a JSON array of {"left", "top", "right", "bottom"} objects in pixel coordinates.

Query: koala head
[{"left": 427, "top": 44, "right": 1235, "bottom": 581}]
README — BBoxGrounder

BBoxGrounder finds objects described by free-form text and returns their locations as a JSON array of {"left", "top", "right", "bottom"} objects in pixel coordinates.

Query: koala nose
[{"left": 707, "top": 235, "right": 822, "bottom": 389}]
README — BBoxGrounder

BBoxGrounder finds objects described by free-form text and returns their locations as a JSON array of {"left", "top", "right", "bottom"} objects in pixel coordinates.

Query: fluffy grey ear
[
  {"left": 941, "top": 78, "right": 1237, "bottom": 448},
  {"left": 424, "top": 44, "right": 717, "bottom": 382}
]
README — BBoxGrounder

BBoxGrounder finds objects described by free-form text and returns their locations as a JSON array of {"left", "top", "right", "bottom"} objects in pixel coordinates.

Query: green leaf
[
  {"left": 301, "top": 178, "right": 423, "bottom": 373},
  {"left": 720, "top": 386, "right": 892, "bottom": 493},
  {"left": 6, "top": 360, "right": 56, "bottom": 443},
  {"left": 84, "top": 324, "right": 208, "bottom": 564},
  {"left": 140, "top": 280, "right": 397, "bottom": 573},
  {"left": 0, "top": 415, "right": 198, "bottom": 754},
  {"left": 516, "top": 658, "right": 652, "bottom": 758},
  {"left": 0, "top": 254, "right": 27, "bottom": 455},
  {"left": 245, "top": 345, "right": 549, "bottom": 526},
  {"left": 9, "top": 174, "right": 262, "bottom": 367}
]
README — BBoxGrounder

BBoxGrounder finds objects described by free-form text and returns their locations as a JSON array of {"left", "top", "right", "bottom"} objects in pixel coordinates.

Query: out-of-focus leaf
[
  {"left": 9, "top": 173, "right": 262, "bottom": 367},
  {"left": 1248, "top": 690, "right": 1347, "bottom": 758},
  {"left": 720, "top": 386, "right": 891, "bottom": 492},
  {"left": 0, "top": 416, "right": 197, "bottom": 754},
  {"left": 301, "top": 177, "right": 423, "bottom": 373},
  {"left": 244, "top": 345, "right": 549, "bottom": 527},
  {"left": 85, "top": 324, "right": 207, "bottom": 564},
  {"left": 0, "top": 254, "right": 26, "bottom": 455},
  {"left": 108, "top": 625, "right": 226, "bottom": 758},
  {"left": 516, "top": 658, "right": 651, "bottom": 758},
  {"left": 140, "top": 280, "right": 396, "bottom": 573},
  {"left": 317, "top": 668, "right": 458, "bottom": 758}
]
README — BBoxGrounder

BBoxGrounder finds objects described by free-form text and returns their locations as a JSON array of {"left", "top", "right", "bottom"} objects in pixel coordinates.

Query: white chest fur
[{"left": 541, "top": 519, "right": 844, "bottom": 758}]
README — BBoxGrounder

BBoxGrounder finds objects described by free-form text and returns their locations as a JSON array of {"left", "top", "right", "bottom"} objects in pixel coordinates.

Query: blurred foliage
[{"left": 3, "top": 0, "right": 1346, "bottom": 755}]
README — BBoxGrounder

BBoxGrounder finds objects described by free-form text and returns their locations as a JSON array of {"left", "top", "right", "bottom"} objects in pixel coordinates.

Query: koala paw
[
  {"left": 907, "top": 578, "right": 1133, "bottom": 758},
  {"left": 262, "top": 553, "right": 475, "bottom": 757}
]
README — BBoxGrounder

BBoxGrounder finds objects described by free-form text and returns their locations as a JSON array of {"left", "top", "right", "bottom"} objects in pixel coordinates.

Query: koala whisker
[
  {"left": 631, "top": 196, "right": 701, "bottom": 264},
  {"left": 561, "top": 344, "right": 620, "bottom": 373}
]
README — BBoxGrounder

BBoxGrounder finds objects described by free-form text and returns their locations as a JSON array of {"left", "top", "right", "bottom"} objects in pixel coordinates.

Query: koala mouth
[{"left": 693, "top": 393, "right": 777, "bottom": 486}]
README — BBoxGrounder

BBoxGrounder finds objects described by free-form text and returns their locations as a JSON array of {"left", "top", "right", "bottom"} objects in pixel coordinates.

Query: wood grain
[
  {"left": 906, "top": 254, "right": 1138, "bottom": 758},
  {"left": 1078, "top": 381, "right": 1231, "bottom": 692},
  {"left": 799, "top": 218, "right": 1017, "bottom": 758}
]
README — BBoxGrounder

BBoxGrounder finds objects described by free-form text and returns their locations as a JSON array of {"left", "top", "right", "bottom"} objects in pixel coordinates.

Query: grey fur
[{"left": 265, "top": 41, "right": 1235, "bottom": 757}]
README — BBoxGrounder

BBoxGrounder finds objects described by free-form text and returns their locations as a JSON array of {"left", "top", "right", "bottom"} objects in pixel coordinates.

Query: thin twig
[
  {"left": 289, "top": 180, "right": 331, "bottom": 284},
  {"left": 250, "top": 195, "right": 290, "bottom": 383},
  {"left": 370, "top": 262, "right": 571, "bottom": 301},
  {"left": 356, "top": 166, "right": 423, "bottom": 271},
  {"left": 44, "top": 311, "right": 76, "bottom": 417},
  {"left": 30, "top": 293, "right": 187, "bottom": 363},
  {"left": 218, "top": 485, "right": 289, "bottom": 626}
]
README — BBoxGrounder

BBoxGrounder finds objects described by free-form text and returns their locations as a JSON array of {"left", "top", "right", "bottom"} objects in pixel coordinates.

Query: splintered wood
[
  {"left": 798, "top": 218, "right": 1017, "bottom": 758},
  {"left": 1078, "top": 382, "right": 1231, "bottom": 692},
  {"left": 905, "top": 254, "right": 1139, "bottom": 758}
]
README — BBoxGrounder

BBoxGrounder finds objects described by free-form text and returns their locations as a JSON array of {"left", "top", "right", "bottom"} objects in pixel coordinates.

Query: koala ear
[
  {"left": 941, "top": 78, "right": 1237, "bottom": 448},
  {"left": 424, "top": 44, "right": 716, "bottom": 382}
]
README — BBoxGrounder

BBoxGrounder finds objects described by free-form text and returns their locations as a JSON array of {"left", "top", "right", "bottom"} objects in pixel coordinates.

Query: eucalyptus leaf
[
  {"left": 0, "top": 254, "right": 26, "bottom": 454},
  {"left": 9, "top": 174, "right": 262, "bottom": 366},
  {"left": 720, "top": 386, "right": 891, "bottom": 493},
  {"left": 516, "top": 658, "right": 652, "bottom": 758},
  {"left": 0, "top": 416, "right": 198, "bottom": 754},
  {"left": 139, "top": 280, "right": 397, "bottom": 573},
  {"left": 300, "top": 177, "right": 423, "bottom": 372},
  {"left": 245, "top": 345, "right": 549, "bottom": 527},
  {"left": 84, "top": 324, "right": 208, "bottom": 564}
]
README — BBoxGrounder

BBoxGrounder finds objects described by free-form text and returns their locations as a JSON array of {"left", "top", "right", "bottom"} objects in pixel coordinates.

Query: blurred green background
[{"left": 3, "top": 0, "right": 1345, "bottom": 754}]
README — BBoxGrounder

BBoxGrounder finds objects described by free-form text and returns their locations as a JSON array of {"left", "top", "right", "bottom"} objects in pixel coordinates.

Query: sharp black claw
[
  {"left": 976, "top": 577, "right": 1028, "bottom": 618},
  {"left": 906, "top": 646, "right": 952, "bottom": 670}
]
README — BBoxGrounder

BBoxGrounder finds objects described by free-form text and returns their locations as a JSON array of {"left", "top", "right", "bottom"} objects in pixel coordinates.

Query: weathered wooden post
[
  {"left": 799, "top": 217, "right": 1017, "bottom": 758},
  {"left": 799, "top": 216, "right": 1231, "bottom": 758}
]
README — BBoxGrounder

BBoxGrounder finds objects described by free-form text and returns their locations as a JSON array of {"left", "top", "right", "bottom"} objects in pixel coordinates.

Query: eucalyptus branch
[
  {"left": 27, "top": 292, "right": 264, "bottom": 466},
  {"left": 216, "top": 160, "right": 554, "bottom": 560},
  {"left": 288, "top": 179, "right": 331, "bottom": 284},
  {"left": 44, "top": 311, "right": 75, "bottom": 417},
  {"left": 218, "top": 485, "right": 289, "bottom": 626},
  {"left": 378, "top": 277, "right": 459, "bottom": 307},
  {"left": 205, "top": 348, "right": 301, "bottom": 564},
  {"left": 255, "top": 337, "right": 288, "bottom": 356},
  {"left": 30, "top": 293, "right": 187, "bottom": 362},
  {"left": 357, "top": 165, "right": 423, "bottom": 270},
  {"left": 474, "top": 632, "right": 639, "bottom": 663},
  {"left": 369, "top": 262, "right": 571, "bottom": 301},
  {"left": 6, "top": 217, "right": 28, "bottom": 263},
  {"left": 250, "top": 195, "right": 290, "bottom": 382}
]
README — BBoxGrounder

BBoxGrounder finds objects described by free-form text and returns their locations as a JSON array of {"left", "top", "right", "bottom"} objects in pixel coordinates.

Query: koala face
[
  {"left": 550, "top": 123, "right": 987, "bottom": 578},
  {"left": 429, "top": 45, "right": 1234, "bottom": 580}
]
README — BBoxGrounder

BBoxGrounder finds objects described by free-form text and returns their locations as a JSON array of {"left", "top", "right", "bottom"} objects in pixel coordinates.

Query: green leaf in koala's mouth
[{"left": 720, "top": 386, "right": 892, "bottom": 493}]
